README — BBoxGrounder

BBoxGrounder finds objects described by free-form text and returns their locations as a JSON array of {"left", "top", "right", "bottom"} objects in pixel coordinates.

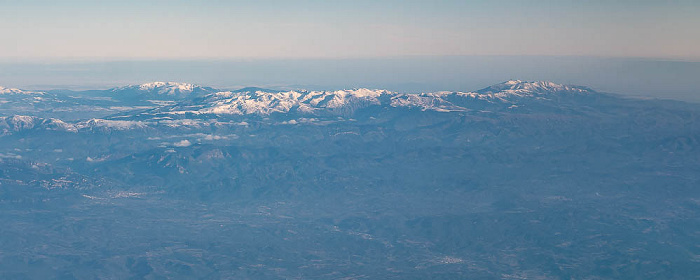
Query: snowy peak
[
  {"left": 477, "top": 80, "right": 594, "bottom": 97},
  {"left": 0, "top": 86, "right": 43, "bottom": 95},
  {"left": 111, "top": 82, "right": 214, "bottom": 96},
  {"left": 0, "top": 80, "right": 615, "bottom": 133},
  {"left": 0, "top": 115, "right": 147, "bottom": 133},
  {"left": 198, "top": 88, "right": 390, "bottom": 115},
  {"left": 137, "top": 82, "right": 197, "bottom": 94},
  {"left": 78, "top": 119, "right": 146, "bottom": 131},
  {"left": 0, "top": 115, "right": 76, "bottom": 133},
  {"left": 152, "top": 81, "right": 599, "bottom": 117}
]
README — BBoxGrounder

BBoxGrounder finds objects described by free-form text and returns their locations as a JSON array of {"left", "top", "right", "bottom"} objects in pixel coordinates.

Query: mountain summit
[
  {"left": 1, "top": 77, "right": 698, "bottom": 280},
  {"left": 476, "top": 80, "right": 594, "bottom": 96},
  {"left": 146, "top": 80, "right": 598, "bottom": 117},
  {"left": 109, "top": 82, "right": 216, "bottom": 98},
  {"left": 2, "top": 80, "right": 602, "bottom": 123},
  {"left": 0, "top": 86, "right": 43, "bottom": 95}
]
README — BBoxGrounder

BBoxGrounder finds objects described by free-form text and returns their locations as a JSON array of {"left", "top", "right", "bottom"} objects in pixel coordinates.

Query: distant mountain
[
  {"left": 476, "top": 80, "right": 594, "bottom": 96},
  {"left": 0, "top": 82, "right": 220, "bottom": 120},
  {"left": 0, "top": 115, "right": 76, "bottom": 134},
  {"left": 0, "top": 86, "right": 44, "bottom": 95},
  {"left": 1, "top": 80, "right": 699, "bottom": 279},
  {"left": 0, "top": 115, "right": 154, "bottom": 134},
  {"left": 0, "top": 80, "right": 633, "bottom": 130},
  {"left": 0, "top": 85, "right": 130, "bottom": 120},
  {"left": 0, "top": 157, "right": 105, "bottom": 191},
  {"left": 108, "top": 82, "right": 217, "bottom": 100},
  {"left": 111, "top": 80, "right": 603, "bottom": 121}
]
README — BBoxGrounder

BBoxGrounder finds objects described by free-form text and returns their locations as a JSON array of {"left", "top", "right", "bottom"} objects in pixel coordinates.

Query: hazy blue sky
[
  {"left": 1, "top": 0, "right": 699, "bottom": 60},
  {"left": 2, "top": 57, "right": 699, "bottom": 103}
]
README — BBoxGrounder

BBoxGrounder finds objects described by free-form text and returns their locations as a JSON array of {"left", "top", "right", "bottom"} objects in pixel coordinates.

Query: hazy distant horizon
[
  {"left": 2, "top": 1, "right": 699, "bottom": 60},
  {"left": 3, "top": 1, "right": 698, "bottom": 101},
  {"left": 1, "top": 55, "right": 699, "bottom": 102}
]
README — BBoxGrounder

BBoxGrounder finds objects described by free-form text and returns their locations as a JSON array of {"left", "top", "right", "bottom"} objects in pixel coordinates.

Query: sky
[
  {"left": 1, "top": 0, "right": 699, "bottom": 60},
  {"left": 3, "top": 57, "right": 700, "bottom": 103},
  {"left": 1, "top": 0, "right": 699, "bottom": 101}
]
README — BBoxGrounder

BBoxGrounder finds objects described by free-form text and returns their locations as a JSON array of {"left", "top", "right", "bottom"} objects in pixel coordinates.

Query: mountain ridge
[
  {"left": 0, "top": 86, "right": 44, "bottom": 95},
  {"left": 0, "top": 80, "right": 616, "bottom": 132},
  {"left": 158, "top": 80, "right": 600, "bottom": 116}
]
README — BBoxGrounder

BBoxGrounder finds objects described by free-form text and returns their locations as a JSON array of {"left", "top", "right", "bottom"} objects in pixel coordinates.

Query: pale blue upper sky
[{"left": 1, "top": 0, "right": 699, "bottom": 60}]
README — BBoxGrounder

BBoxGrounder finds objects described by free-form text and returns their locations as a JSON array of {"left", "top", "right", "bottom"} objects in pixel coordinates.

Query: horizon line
[{"left": 1, "top": 54, "right": 699, "bottom": 64}]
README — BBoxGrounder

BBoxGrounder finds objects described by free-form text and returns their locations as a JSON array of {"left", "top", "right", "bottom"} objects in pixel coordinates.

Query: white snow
[
  {"left": 479, "top": 80, "right": 593, "bottom": 98},
  {"left": 0, "top": 86, "right": 43, "bottom": 95},
  {"left": 196, "top": 89, "right": 389, "bottom": 115},
  {"left": 78, "top": 119, "right": 146, "bottom": 130},
  {"left": 186, "top": 81, "right": 588, "bottom": 116},
  {"left": 173, "top": 139, "right": 192, "bottom": 147},
  {"left": 112, "top": 82, "right": 207, "bottom": 96},
  {"left": 0, "top": 81, "right": 595, "bottom": 132}
]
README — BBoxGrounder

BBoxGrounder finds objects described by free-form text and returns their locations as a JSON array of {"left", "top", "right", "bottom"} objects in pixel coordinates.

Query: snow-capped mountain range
[
  {"left": 0, "top": 80, "right": 607, "bottom": 132},
  {"left": 0, "top": 115, "right": 77, "bottom": 133},
  {"left": 109, "top": 82, "right": 215, "bottom": 98},
  {"left": 476, "top": 80, "right": 592, "bottom": 96},
  {"left": 0, "top": 86, "right": 43, "bottom": 95},
  {"left": 120, "top": 80, "right": 599, "bottom": 117},
  {"left": 2, "top": 77, "right": 699, "bottom": 280}
]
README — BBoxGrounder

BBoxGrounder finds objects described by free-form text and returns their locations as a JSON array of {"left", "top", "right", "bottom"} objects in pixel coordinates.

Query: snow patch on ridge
[
  {"left": 78, "top": 119, "right": 146, "bottom": 130},
  {"left": 0, "top": 86, "right": 44, "bottom": 95},
  {"left": 158, "top": 81, "right": 594, "bottom": 116},
  {"left": 198, "top": 89, "right": 390, "bottom": 115},
  {"left": 0, "top": 81, "right": 599, "bottom": 133},
  {"left": 477, "top": 80, "right": 593, "bottom": 98},
  {"left": 111, "top": 82, "right": 209, "bottom": 96}
]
